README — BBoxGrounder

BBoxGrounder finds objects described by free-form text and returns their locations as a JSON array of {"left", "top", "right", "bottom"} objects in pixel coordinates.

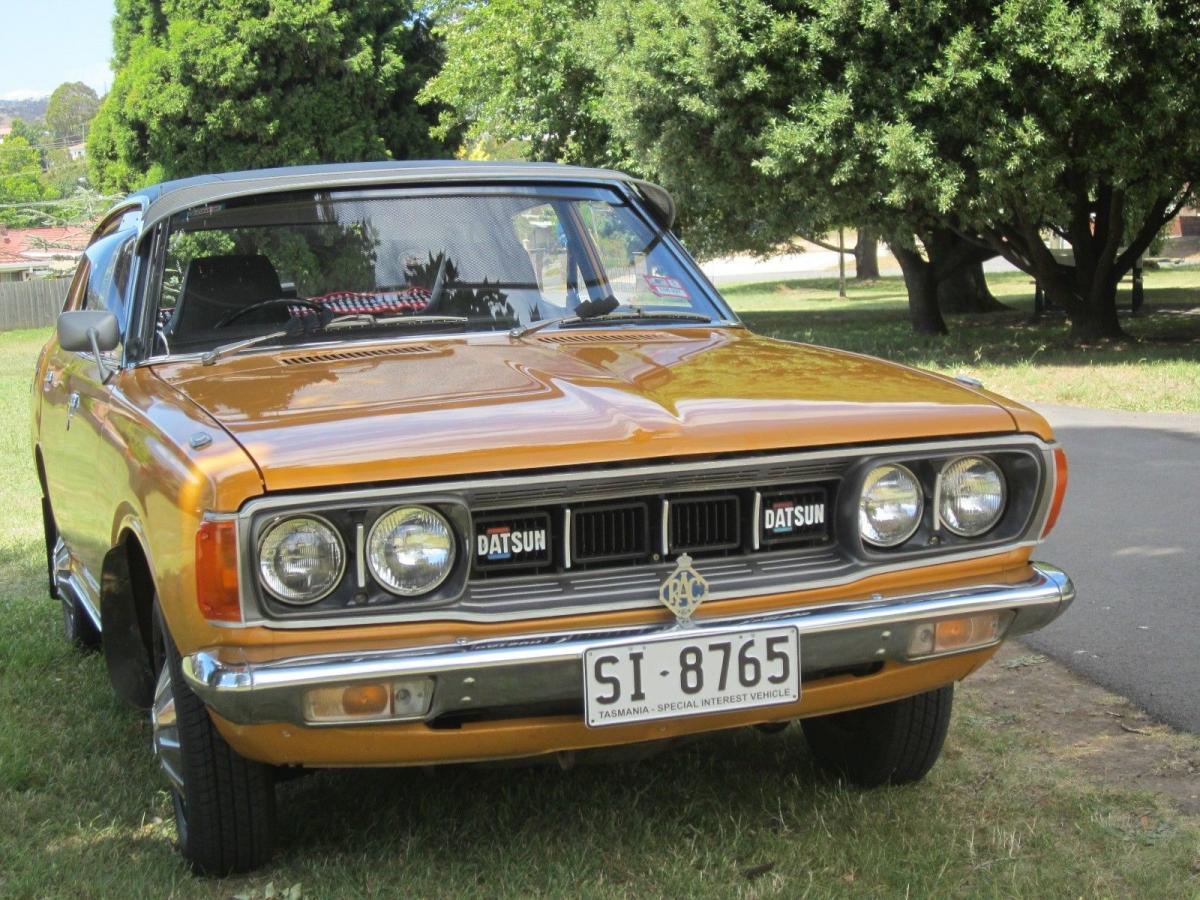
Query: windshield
[{"left": 152, "top": 185, "right": 723, "bottom": 355}]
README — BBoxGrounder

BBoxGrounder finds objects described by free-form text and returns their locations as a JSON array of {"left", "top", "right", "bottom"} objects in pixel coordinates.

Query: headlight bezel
[
  {"left": 937, "top": 455, "right": 1008, "bottom": 538},
  {"left": 256, "top": 513, "right": 347, "bottom": 605},
  {"left": 366, "top": 504, "right": 458, "bottom": 597}
]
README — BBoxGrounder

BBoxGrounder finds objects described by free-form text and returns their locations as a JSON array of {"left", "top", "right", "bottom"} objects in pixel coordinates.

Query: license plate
[{"left": 583, "top": 626, "right": 800, "bottom": 727}]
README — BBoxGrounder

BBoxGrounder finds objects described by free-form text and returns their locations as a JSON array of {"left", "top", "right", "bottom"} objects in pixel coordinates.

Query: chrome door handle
[
  {"left": 66, "top": 391, "right": 80, "bottom": 430},
  {"left": 43, "top": 370, "right": 57, "bottom": 391}
]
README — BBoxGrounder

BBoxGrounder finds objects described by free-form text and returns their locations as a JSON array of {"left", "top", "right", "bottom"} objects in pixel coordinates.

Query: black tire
[
  {"left": 62, "top": 594, "right": 101, "bottom": 650},
  {"left": 41, "top": 495, "right": 59, "bottom": 600},
  {"left": 801, "top": 685, "right": 954, "bottom": 787},
  {"left": 154, "top": 613, "right": 276, "bottom": 875}
]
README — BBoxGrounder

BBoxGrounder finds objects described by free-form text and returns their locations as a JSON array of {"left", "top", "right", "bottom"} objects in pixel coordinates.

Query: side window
[
  {"left": 81, "top": 232, "right": 136, "bottom": 330},
  {"left": 62, "top": 257, "right": 91, "bottom": 312}
]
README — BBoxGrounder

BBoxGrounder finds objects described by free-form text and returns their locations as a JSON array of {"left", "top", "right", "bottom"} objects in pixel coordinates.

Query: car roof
[{"left": 111, "top": 160, "right": 676, "bottom": 235}]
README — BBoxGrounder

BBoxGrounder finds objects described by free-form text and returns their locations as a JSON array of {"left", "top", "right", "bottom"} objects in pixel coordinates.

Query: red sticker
[{"left": 643, "top": 274, "right": 691, "bottom": 300}]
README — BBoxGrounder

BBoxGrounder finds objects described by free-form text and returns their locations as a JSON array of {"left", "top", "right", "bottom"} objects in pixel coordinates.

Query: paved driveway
[{"left": 1026, "top": 405, "right": 1200, "bottom": 732}]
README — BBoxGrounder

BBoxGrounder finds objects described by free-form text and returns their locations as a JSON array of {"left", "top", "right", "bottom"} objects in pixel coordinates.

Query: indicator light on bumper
[
  {"left": 303, "top": 678, "right": 434, "bottom": 723},
  {"left": 907, "top": 612, "right": 1010, "bottom": 658}
]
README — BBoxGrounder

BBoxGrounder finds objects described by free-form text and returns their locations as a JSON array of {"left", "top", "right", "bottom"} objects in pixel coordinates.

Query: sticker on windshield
[{"left": 643, "top": 274, "right": 691, "bottom": 300}]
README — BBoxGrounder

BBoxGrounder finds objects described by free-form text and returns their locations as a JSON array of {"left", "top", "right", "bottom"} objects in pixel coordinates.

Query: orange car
[{"left": 32, "top": 162, "right": 1072, "bottom": 875}]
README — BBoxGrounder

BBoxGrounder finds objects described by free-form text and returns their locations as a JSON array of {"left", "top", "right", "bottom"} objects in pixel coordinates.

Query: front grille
[
  {"left": 670, "top": 494, "right": 741, "bottom": 554},
  {"left": 573, "top": 502, "right": 649, "bottom": 565}
]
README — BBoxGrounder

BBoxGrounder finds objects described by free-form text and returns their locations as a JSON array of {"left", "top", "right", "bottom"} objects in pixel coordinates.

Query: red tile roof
[{"left": 0, "top": 225, "right": 91, "bottom": 266}]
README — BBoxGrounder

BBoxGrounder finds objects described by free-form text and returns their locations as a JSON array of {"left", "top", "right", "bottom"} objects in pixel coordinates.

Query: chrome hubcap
[{"left": 151, "top": 667, "right": 185, "bottom": 792}]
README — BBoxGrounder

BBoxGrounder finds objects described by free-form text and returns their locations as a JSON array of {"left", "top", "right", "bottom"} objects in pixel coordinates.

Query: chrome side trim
[
  {"left": 184, "top": 563, "right": 1074, "bottom": 727},
  {"left": 53, "top": 539, "right": 102, "bottom": 632}
]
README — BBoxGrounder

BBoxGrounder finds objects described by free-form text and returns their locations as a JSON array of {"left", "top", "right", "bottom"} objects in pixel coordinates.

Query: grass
[
  {"left": 725, "top": 267, "right": 1200, "bottom": 412},
  {"left": 1, "top": 292, "right": 1199, "bottom": 896}
]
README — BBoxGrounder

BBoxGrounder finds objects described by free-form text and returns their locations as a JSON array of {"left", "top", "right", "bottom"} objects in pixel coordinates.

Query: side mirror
[{"left": 57, "top": 310, "right": 120, "bottom": 381}]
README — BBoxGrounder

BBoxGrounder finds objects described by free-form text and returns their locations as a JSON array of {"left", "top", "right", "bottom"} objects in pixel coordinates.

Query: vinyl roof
[{"left": 116, "top": 160, "right": 676, "bottom": 233}]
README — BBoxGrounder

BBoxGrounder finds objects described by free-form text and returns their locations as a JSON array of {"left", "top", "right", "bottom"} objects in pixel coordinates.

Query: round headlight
[
  {"left": 938, "top": 456, "right": 1006, "bottom": 537},
  {"left": 258, "top": 515, "right": 345, "bottom": 604},
  {"left": 860, "top": 464, "right": 924, "bottom": 547},
  {"left": 367, "top": 506, "right": 456, "bottom": 596}
]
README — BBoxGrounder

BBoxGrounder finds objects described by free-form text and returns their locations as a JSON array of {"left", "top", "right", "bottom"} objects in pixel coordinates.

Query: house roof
[
  {"left": 0, "top": 225, "right": 91, "bottom": 267},
  {"left": 112, "top": 160, "right": 676, "bottom": 234}
]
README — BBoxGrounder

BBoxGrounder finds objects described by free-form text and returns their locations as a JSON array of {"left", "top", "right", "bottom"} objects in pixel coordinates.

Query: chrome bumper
[{"left": 184, "top": 563, "right": 1074, "bottom": 727}]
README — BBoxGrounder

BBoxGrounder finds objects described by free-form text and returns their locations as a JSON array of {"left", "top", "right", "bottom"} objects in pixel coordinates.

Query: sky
[{"left": 0, "top": 0, "right": 116, "bottom": 100}]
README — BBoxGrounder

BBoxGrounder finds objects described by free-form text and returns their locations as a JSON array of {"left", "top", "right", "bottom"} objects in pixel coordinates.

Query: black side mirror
[{"left": 57, "top": 310, "right": 120, "bottom": 381}]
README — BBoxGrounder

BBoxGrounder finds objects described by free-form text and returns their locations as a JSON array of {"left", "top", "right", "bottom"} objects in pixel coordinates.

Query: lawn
[
  {"left": 1, "top": 291, "right": 1199, "bottom": 897},
  {"left": 726, "top": 267, "right": 1200, "bottom": 413}
]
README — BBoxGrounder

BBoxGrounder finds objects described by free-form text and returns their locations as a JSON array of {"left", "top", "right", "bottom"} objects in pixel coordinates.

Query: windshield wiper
[
  {"left": 201, "top": 328, "right": 292, "bottom": 366},
  {"left": 511, "top": 304, "right": 713, "bottom": 339},
  {"left": 322, "top": 313, "right": 468, "bottom": 331}
]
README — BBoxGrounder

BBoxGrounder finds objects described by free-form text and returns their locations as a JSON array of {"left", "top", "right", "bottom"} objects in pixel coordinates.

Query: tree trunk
[
  {"left": 891, "top": 242, "right": 948, "bottom": 335},
  {"left": 854, "top": 227, "right": 880, "bottom": 280},
  {"left": 936, "top": 260, "right": 1006, "bottom": 313},
  {"left": 1057, "top": 277, "right": 1126, "bottom": 341}
]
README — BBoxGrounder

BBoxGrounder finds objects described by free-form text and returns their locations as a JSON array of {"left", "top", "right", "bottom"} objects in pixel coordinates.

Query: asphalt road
[{"left": 1025, "top": 404, "right": 1200, "bottom": 733}]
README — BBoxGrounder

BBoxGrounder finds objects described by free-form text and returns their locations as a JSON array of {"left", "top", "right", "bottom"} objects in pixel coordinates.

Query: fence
[{"left": 0, "top": 278, "right": 70, "bottom": 331}]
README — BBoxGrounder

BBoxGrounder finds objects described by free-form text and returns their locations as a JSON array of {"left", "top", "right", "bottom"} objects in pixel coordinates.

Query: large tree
[
  {"left": 45, "top": 82, "right": 101, "bottom": 144},
  {"left": 89, "top": 0, "right": 455, "bottom": 192}
]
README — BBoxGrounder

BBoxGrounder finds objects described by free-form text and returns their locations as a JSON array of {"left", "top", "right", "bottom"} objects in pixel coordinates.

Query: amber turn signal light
[
  {"left": 196, "top": 519, "right": 241, "bottom": 622},
  {"left": 1041, "top": 447, "right": 1069, "bottom": 538},
  {"left": 907, "top": 611, "right": 1009, "bottom": 658}
]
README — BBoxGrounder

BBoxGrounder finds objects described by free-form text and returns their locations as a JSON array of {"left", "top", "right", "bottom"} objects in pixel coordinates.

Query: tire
[
  {"left": 801, "top": 685, "right": 954, "bottom": 787},
  {"left": 62, "top": 594, "right": 101, "bottom": 650},
  {"left": 152, "top": 610, "right": 276, "bottom": 875}
]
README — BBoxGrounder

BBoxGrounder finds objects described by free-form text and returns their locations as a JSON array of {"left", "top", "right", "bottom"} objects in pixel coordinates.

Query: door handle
[
  {"left": 43, "top": 370, "right": 57, "bottom": 391},
  {"left": 66, "top": 392, "right": 80, "bottom": 430}
]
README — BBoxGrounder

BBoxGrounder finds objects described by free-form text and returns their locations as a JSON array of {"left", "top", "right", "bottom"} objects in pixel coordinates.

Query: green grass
[
  {"left": 1, "top": 326, "right": 1199, "bottom": 895},
  {"left": 726, "top": 267, "right": 1200, "bottom": 412}
]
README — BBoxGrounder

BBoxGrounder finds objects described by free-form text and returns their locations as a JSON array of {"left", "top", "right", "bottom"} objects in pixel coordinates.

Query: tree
[
  {"left": 0, "top": 136, "right": 58, "bottom": 227},
  {"left": 89, "top": 0, "right": 455, "bottom": 192},
  {"left": 45, "top": 82, "right": 100, "bottom": 143},
  {"left": 753, "top": 0, "right": 1200, "bottom": 340},
  {"left": 420, "top": 0, "right": 614, "bottom": 165}
]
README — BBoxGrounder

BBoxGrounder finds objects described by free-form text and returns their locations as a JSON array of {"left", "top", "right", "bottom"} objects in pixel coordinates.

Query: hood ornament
[{"left": 659, "top": 553, "right": 709, "bottom": 624}]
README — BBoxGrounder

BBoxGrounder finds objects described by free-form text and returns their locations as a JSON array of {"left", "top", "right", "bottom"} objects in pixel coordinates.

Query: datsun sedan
[{"left": 31, "top": 161, "right": 1073, "bottom": 874}]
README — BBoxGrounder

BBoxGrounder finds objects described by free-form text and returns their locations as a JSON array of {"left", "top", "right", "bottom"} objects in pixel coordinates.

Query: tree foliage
[
  {"left": 0, "top": 136, "right": 59, "bottom": 227},
  {"left": 89, "top": 0, "right": 455, "bottom": 192},
  {"left": 45, "top": 82, "right": 100, "bottom": 143},
  {"left": 432, "top": 0, "right": 1200, "bottom": 339}
]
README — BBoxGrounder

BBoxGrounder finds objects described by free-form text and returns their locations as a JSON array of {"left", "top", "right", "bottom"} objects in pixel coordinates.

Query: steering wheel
[{"left": 214, "top": 298, "right": 326, "bottom": 328}]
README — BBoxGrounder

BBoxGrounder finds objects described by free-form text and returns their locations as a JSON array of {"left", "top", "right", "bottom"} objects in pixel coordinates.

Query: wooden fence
[{"left": 0, "top": 278, "right": 70, "bottom": 331}]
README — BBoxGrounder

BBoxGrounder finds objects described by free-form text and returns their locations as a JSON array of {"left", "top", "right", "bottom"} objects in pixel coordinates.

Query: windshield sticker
[{"left": 643, "top": 274, "right": 691, "bottom": 300}]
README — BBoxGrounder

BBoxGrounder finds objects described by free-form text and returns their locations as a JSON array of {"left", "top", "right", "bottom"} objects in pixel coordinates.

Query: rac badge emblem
[{"left": 659, "top": 553, "right": 709, "bottom": 623}]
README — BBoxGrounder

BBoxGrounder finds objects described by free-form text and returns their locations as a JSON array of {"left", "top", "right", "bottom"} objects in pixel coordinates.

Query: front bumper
[{"left": 183, "top": 563, "right": 1073, "bottom": 728}]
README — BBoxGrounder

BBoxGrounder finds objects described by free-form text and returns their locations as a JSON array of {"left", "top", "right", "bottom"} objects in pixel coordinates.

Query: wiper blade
[
  {"left": 321, "top": 313, "right": 468, "bottom": 331},
  {"left": 201, "top": 329, "right": 291, "bottom": 366},
  {"left": 512, "top": 306, "right": 713, "bottom": 339}
]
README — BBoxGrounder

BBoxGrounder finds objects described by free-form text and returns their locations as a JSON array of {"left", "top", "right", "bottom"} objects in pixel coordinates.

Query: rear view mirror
[{"left": 57, "top": 310, "right": 120, "bottom": 381}]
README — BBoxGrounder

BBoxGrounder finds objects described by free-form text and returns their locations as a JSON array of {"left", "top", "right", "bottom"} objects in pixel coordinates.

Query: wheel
[
  {"left": 62, "top": 594, "right": 101, "bottom": 650},
  {"left": 800, "top": 685, "right": 954, "bottom": 787},
  {"left": 41, "top": 495, "right": 59, "bottom": 600},
  {"left": 152, "top": 610, "right": 276, "bottom": 875}
]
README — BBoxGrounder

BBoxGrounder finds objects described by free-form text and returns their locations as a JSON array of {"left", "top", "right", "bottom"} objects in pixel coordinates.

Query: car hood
[{"left": 150, "top": 328, "right": 1021, "bottom": 492}]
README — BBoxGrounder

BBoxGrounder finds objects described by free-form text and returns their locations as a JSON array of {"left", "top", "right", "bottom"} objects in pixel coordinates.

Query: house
[{"left": 0, "top": 224, "right": 91, "bottom": 281}]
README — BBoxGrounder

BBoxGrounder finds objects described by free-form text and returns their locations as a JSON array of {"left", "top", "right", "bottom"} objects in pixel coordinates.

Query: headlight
[
  {"left": 938, "top": 456, "right": 1006, "bottom": 536},
  {"left": 367, "top": 506, "right": 456, "bottom": 596},
  {"left": 859, "top": 464, "right": 924, "bottom": 547},
  {"left": 258, "top": 515, "right": 345, "bottom": 604}
]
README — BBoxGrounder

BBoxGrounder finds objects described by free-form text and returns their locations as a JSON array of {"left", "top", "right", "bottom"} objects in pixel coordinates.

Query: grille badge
[{"left": 659, "top": 553, "right": 709, "bottom": 624}]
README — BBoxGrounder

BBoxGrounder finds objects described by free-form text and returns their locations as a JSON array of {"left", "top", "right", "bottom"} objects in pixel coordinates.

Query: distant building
[
  {"left": 67, "top": 142, "right": 86, "bottom": 161},
  {"left": 1169, "top": 203, "right": 1199, "bottom": 237},
  {"left": 0, "top": 224, "right": 91, "bottom": 281}
]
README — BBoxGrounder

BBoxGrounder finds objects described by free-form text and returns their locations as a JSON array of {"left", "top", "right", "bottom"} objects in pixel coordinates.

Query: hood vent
[
  {"left": 537, "top": 331, "right": 687, "bottom": 346},
  {"left": 280, "top": 344, "right": 438, "bottom": 366}
]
